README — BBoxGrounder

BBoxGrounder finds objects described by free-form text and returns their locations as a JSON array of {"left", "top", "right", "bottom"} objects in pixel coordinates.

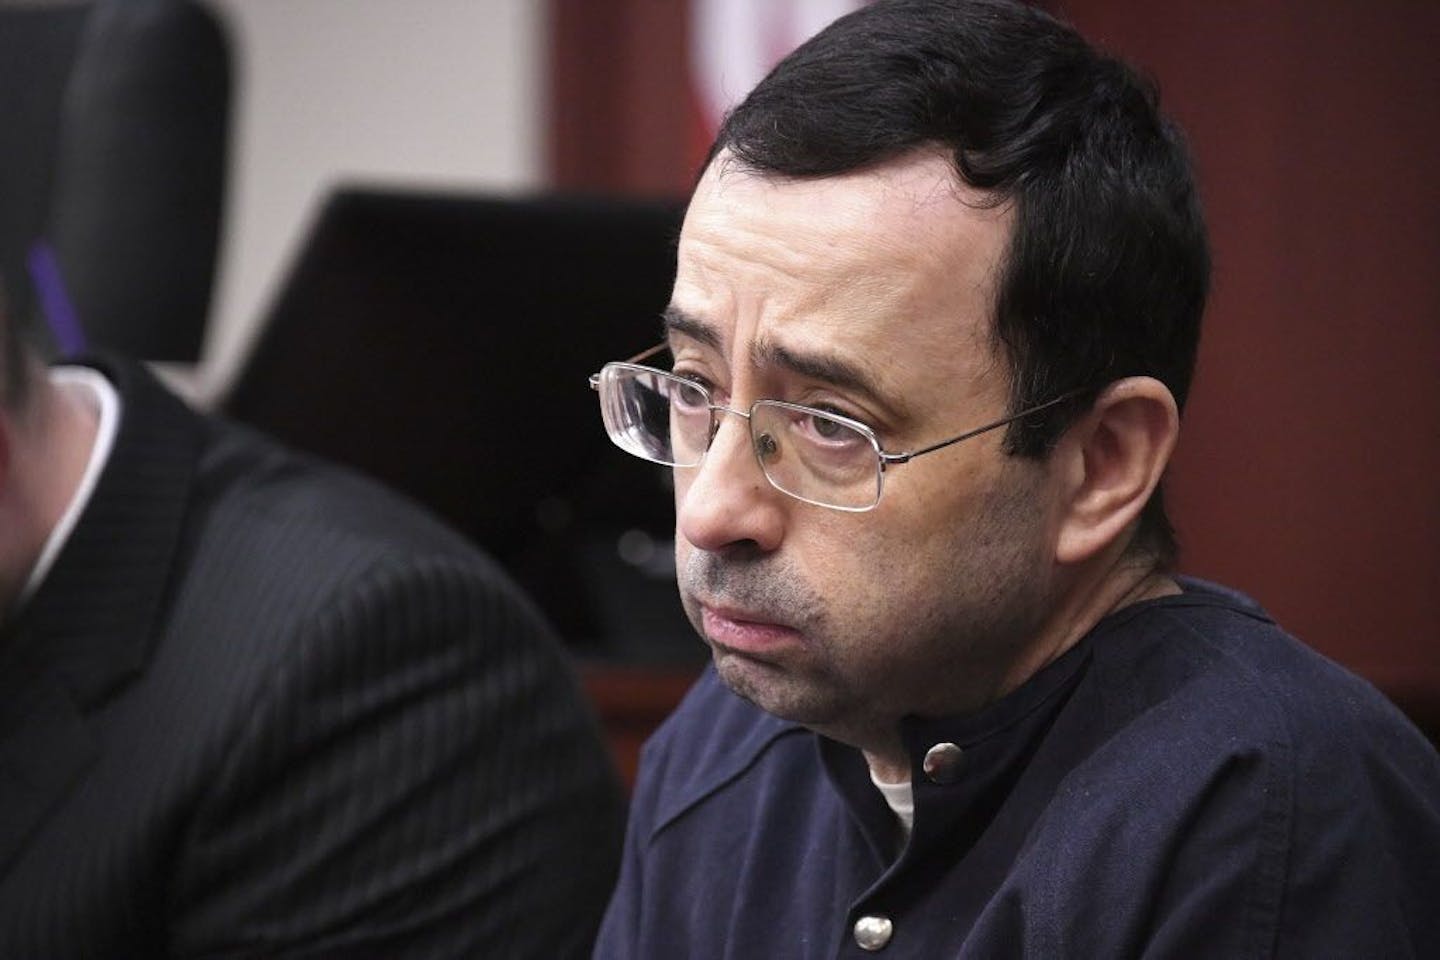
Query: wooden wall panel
[
  {"left": 1055, "top": 0, "right": 1440, "bottom": 694},
  {"left": 548, "top": 0, "right": 698, "bottom": 195}
]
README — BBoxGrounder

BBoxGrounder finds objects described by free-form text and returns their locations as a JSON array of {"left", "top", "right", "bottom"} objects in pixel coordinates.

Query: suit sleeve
[{"left": 168, "top": 554, "right": 626, "bottom": 959}]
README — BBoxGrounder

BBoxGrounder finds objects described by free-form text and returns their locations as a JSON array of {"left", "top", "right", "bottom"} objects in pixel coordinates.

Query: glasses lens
[
  {"left": 751, "top": 402, "right": 882, "bottom": 510},
  {"left": 598, "top": 364, "right": 710, "bottom": 467}
]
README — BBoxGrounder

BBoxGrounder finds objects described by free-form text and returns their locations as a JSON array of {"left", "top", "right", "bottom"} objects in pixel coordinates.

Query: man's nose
[{"left": 675, "top": 409, "right": 786, "bottom": 555}]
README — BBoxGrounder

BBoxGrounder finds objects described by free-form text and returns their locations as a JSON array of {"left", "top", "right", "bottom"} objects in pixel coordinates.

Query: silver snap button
[
  {"left": 922, "top": 742, "right": 965, "bottom": 784},
  {"left": 853, "top": 914, "right": 894, "bottom": 951}
]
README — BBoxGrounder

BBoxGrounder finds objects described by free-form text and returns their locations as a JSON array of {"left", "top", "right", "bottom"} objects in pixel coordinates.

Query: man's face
[{"left": 668, "top": 149, "right": 1065, "bottom": 751}]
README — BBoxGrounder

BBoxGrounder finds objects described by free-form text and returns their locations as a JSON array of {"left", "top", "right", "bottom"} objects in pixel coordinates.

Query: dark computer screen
[{"left": 225, "top": 187, "right": 701, "bottom": 663}]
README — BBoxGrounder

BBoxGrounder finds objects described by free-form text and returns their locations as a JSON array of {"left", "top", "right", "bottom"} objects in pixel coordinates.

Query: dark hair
[
  {"left": 707, "top": 0, "right": 1209, "bottom": 567},
  {"left": 0, "top": 275, "right": 48, "bottom": 410},
  {"left": 0, "top": 285, "right": 29, "bottom": 410}
]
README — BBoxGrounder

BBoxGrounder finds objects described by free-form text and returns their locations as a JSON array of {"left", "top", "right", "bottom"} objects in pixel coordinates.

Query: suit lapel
[
  {"left": 0, "top": 356, "right": 203, "bottom": 875},
  {"left": 0, "top": 666, "right": 97, "bottom": 877}
]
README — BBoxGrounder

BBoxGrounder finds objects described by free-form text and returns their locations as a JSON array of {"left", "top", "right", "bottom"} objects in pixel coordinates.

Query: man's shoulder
[
  {"left": 1000, "top": 580, "right": 1440, "bottom": 955},
  {"left": 1069, "top": 577, "right": 1440, "bottom": 823},
  {"left": 195, "top": 413, "right": 482, "bottom": 570},
  {"left": 68, "top": 359, "right": 555, "bottom": 692},
  {"left": 1113, "top": 579, "right": 1425, "bottom": 746},
  {"left": 173, "top": 411, "right": 554, "bottom": 663},
  {"left": 91, "top": 353, "right": 494, "bottom": 589}
]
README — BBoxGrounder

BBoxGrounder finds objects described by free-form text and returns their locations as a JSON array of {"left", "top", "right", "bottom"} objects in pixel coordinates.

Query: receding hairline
[{"left": 692, "top": 143, "right": 1019, "bottom": 375}]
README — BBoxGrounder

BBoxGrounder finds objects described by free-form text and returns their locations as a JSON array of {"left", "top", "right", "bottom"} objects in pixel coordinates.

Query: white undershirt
[
  {"left": 869, "top": 768, "right": 915, "bottom": 843},
  {"left": 15, "top": 366, "right": 122, "bottom": 607}
]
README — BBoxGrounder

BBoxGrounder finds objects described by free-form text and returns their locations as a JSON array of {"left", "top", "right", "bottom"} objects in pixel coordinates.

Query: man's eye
[
  {"left": 811, "top": 414, "right": 847, "bottom": 439},
  {"left": 798, "top": 410, "right": 866, "bottom": 447},
  {"left": 660, "top": 372, "right": 709, "bottom": 410}
]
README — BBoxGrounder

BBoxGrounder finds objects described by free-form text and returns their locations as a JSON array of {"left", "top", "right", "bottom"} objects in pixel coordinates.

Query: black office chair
[
  {"left": 224, "top": 187, "right": 702, "bottom": 663},
  {"left": 0, "top": 3, "right": 89, "bottom": 327},
  {"left": 0, "top": 0, "right": 229, "bottom": 361},
  {"left": 46, "top": 0, "right": 230, "bottom": 361}
]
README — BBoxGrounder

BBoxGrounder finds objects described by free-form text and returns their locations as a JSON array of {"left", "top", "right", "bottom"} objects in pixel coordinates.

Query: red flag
[{"left": 687, "top": 0, "right": 866, "bottom": 168}]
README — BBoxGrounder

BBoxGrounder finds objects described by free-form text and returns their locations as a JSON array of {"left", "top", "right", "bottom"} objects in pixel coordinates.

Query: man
[
  {"left": 0, "top": 288, "right": 624, "bottom": 956},
  {"left": 590, "top": 1, "right": 1440, "bottom": 956}
]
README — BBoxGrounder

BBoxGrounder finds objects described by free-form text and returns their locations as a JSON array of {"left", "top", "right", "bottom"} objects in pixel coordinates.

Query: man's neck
[
  {"left": 999, "top": 547, "right": 1178, "bottom": 698},
  {"left": 862, "top": 545, "right": 1177, "bottom": 784},
  {"left": 0, "top": 370, "right": 102, "bottom": 615}
]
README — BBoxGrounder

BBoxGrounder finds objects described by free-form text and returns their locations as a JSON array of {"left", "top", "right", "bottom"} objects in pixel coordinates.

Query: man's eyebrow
[
  {"left": 661, "top": 305, "right": 722, "bottom": 350},
  {"left": 662, "top": 304, "right": 893, "bottom": 412},
  {"left": 758, "top": 341, "right": 886, "bottom": 405}
]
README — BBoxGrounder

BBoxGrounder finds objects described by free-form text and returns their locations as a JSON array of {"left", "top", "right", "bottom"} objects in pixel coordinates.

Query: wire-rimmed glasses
[{"left": 589, "top": 343, "right": 1079, "bottom": 512}]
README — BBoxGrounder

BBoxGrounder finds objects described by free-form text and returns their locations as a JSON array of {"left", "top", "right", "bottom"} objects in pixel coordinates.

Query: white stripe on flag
[{"left": 690, "top": 0, "right": 866, "bottom": 134}]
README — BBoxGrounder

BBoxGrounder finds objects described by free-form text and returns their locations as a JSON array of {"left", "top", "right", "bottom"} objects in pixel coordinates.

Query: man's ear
[{"left": 1051, "top": 377, "right": 1179, "bottom": 565}]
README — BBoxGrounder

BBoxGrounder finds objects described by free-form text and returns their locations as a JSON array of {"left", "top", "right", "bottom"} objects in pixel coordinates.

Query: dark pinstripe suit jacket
[{"left": 0, "top": 357, "right": 625, "bottom": 957}]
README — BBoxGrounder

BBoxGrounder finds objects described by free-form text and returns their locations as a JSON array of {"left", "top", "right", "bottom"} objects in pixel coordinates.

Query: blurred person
[
  {"left": 589, "top": 1, "right": 1440, "bottom": 956},
  {"left": 0, "top": 285, "right": 624, "bottom": 957}
]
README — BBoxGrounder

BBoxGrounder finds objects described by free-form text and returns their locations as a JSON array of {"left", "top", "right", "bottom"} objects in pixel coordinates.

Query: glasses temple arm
[
  {"left": 590, "top": 342, "right": 670, "bottom": 390},
  {"left": 879, "top": 390, "right": 1086, "bottom": 465}
]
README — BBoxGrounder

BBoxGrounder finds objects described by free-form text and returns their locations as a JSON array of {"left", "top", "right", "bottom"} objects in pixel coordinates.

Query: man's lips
[{"left": 700, "top": 605, "right": 802, "bottom": 657}]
